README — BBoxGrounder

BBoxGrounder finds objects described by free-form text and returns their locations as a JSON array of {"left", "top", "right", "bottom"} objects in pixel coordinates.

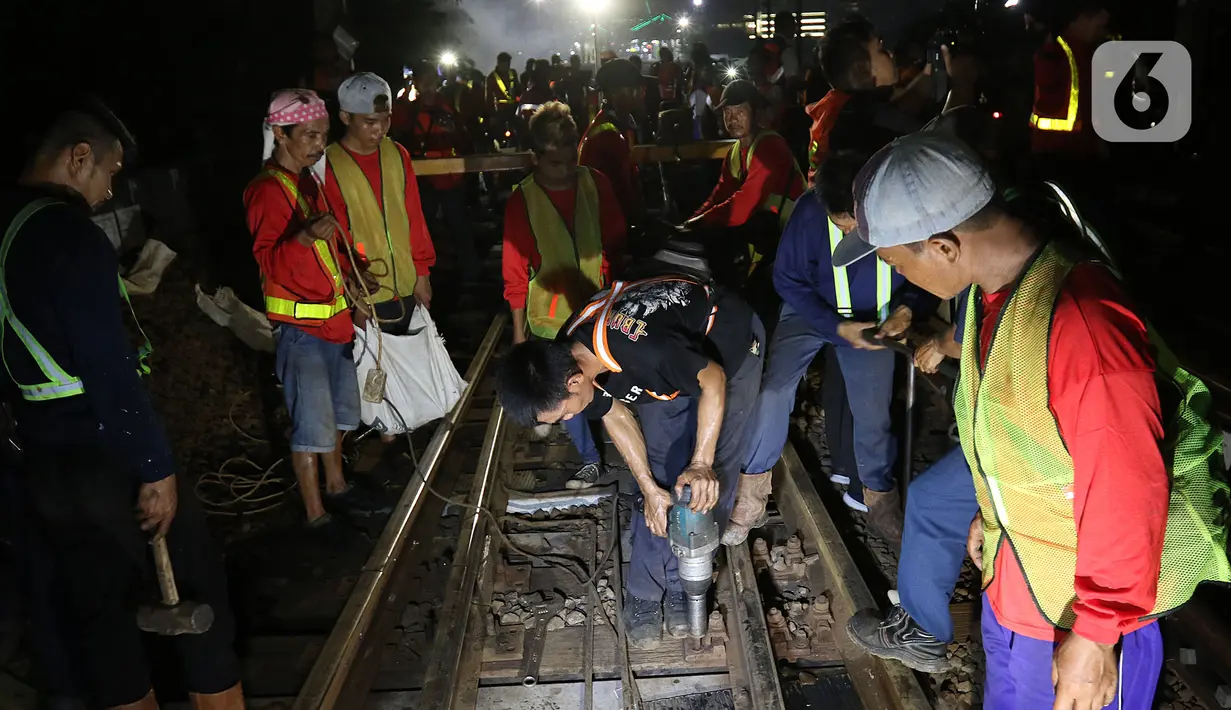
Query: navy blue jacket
[{"left": 772, "top": 188, "right": 937, "bottom": 341}]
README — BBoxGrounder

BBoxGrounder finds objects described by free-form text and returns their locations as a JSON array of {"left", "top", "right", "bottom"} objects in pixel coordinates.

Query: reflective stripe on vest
[
  {"left": 518, "top": 168, "right": 605, "bottom": 339},
  {"left": 827, "top": 218, "right": 892, "bottom": 320},
  {"left": 1, "top": 199, "right": 151, "bottom": 401},
  {"left": 494, "top": 71, "right": 515, "bottom": 104},
  {"left": 1030, "top": 37, "right": 1079, "bottom": 132},
  {"left": 954, "top": 241, "right": 1231, "bottom": 629},
  {"left": 261, "top": 169, "right": 350, "bottom": 321}
]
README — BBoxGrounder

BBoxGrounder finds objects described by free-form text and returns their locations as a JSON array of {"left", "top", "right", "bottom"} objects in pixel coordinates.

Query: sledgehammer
[{"left": 136, "top": 537, "right": 214, "bottom": 636}]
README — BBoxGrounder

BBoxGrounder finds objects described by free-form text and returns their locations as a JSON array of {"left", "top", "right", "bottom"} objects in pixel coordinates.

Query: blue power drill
[{"left": 668, "top": 485, "right": 721, "bottom": 638}]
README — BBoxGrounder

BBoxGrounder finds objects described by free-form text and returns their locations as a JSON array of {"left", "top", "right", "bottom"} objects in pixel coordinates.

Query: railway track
[{"left": 220, "top": 312, "right": 932, "bottom": 710}]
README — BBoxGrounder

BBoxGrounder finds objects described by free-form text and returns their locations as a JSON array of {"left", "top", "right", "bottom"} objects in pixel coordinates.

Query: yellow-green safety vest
[
  {"left": 954, "top": 240, "right": 1230, "bottom": 629},
  {"left": 517, "top": 169, "right": 605, "bottom": 339},
  {"left": 726, "top": 130, "right": 804, "bottom": 232},
  {"left": 1, "top": 198, "right": 152, "bottom": 402},
  {"left": 827, "top": 218, "right": 892, "bottom": 321},
  {"left": 1030, "top": 37, "right": 1080, "bottom": 132}
]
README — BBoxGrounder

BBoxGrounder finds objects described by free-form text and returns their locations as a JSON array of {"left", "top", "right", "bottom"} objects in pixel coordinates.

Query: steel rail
[
  {"left": 410, "top": 140, "right": 735, "bottom": 176},
  {"left": 417, "top": 402, "right": 507, "bottom": 709},
  {"left": 292, "top": 314, "right": 507, "bottom": 710}
]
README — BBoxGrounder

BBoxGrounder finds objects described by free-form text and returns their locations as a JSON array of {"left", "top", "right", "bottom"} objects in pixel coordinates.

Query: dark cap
[
  {"left": 716, "top": 79, "right": 766, "bottom": 109},
  {"left": 596, "top": 58, "right": 643, "bottom": 93}
]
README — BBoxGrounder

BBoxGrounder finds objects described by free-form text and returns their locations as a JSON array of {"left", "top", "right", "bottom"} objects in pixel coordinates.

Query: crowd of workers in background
[{"left": 2, "top": 0, "right": 1226, "bottom": 709}]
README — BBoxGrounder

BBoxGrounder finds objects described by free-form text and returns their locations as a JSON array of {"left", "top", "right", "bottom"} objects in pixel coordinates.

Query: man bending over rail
[{"left": 497, "top": 276, "right": 763, "bottom": 650}]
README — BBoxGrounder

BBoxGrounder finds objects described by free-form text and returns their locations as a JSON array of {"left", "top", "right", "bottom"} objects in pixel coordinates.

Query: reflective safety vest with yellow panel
[
  {"left": 1030, "top": 37, "right": 1080, "bottom": 132},
  {"left": 255, "top": 169, "right": 351, "bottom": 325},
  {"left": 827, "top": 218, "right": 892, "bottom": 321},
  {"left": 517, "top": 168, "right": 605, "bottom": 339},
  {"left": 954, "top": 241, "right": 1231, "bottom": 630},
  {"left": 491, "top": 70, "right": 516, "bottom": 106},
  {"left": 326, "top": 139, "right": 418, "bottom": 302},
  {"left": 1, "top": 198, "right": 153, "bottom": 401},
  {"left": 727, "top": 131, "right": 805, "bottom": 270}
]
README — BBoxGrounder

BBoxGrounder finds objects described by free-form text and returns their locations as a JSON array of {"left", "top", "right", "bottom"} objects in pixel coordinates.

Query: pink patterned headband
[{"left": 266, "top": 89, "right": 328, "bottom": 126}]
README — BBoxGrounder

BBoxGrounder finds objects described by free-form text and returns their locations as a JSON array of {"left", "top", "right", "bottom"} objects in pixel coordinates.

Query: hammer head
[{"left": 137, "top": 602, "right": 214, "bottom": 636}]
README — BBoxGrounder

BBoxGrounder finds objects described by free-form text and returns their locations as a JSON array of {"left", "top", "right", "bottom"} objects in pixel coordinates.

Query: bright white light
[
  {"left": 678, "top": 15, "right": 690, "bottom": 27},
  {"left": 574, "top": 41, "right": 581, "bottom": 48},
  {"left": 725, "top": 66, "right": 739, "bottom": 79},
  {"left": 693, "top": 0, "right": 703, "bottom": 6},
  {"left": 1004, "top": 0, "right": 1019, "bottom": 6},
  {"left": 440, "top": 51, "right": 458, "bottom": 67}
]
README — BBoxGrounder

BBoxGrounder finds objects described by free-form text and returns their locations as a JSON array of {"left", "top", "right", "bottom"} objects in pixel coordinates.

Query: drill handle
[{"left": 673, "top": 483, "right": 693, "bottom": 506}]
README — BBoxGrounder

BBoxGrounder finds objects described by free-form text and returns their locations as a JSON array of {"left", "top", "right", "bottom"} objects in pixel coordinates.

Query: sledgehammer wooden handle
[{"left": 152, "top": 537, "right": 180, "bottom": 607}]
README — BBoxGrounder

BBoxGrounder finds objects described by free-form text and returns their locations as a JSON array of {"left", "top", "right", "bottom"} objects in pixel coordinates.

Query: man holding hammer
[{"left": 2, "top": 98, "right": 244, "bottom": 709}]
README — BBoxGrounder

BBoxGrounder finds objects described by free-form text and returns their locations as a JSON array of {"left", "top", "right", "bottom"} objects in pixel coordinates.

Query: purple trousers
[{"left": 982, "top": 594, "right": 1163, "bottom": 710}]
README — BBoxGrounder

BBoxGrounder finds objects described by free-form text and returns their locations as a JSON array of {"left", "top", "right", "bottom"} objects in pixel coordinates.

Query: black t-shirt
[{"left": 559, "top": 277, "right": 757, "bottom": 420}]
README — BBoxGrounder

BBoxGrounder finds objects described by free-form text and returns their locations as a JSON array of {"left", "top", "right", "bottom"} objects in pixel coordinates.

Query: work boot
[
  {"left": 623, "top": 593, "right": 663, "bottom": 650},
  {"left": 862, "top": 486, "right": 903, "bottom": 548},
  {"left": 566, "top": 462, "right": 602, "bottom": 490},
  {"left": 720, "top": 472, "right": 773, "bottom": 546},
  {"left": 847, "top": 606, "right": 948, "bottom": 674},
  {"left": 189, "top": 683, "right": 245, "bottom": 710},
  {"left": 664, "top": 592, "right": 690, "bottom": 639},
  {"left": 108, "top": 690, "right": 158, "bottom": 710}
]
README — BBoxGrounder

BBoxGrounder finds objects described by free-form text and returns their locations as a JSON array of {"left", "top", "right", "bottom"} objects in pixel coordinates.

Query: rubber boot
[
  {"left": 720, "top": 472, "right": 772, "bottom": 546},
  {"left": 862, "top": 486, "right": 903, "bottom": 548},
  {"left": 189, "top": 682, "right": 245, "bottom": 710},
  {"left": 108, "top": 690, "right": 158, "bottom": 710}
]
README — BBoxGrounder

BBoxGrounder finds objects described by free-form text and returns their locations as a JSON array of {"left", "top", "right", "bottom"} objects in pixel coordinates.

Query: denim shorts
[{"left": 274, "top": 325, "right": 361, "bottom": 453}]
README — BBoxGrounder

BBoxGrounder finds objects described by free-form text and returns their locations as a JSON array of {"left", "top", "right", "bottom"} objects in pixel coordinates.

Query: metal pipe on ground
[
  {"left": 292, "top": 314, "right": 507, "bottom": 710},
  {"left": 418, "top": 403, "right": 507, "bottom": 709}
]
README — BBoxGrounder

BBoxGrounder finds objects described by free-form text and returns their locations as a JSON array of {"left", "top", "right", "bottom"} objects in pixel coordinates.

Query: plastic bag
[{"left": 353, "top": 307, "right": 467, "bottom": 434}]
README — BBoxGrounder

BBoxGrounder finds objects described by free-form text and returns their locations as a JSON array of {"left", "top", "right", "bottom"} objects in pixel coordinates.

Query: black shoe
[
  {"left": 664, "top": 592, "right": 690, "bottom": 639},
  {"left": 566, "top": 462, "right": 602, "bottom": 490},
  {"left": 326, "top": 484, "right": 394, "bottom": 517},
  {"left": 623, "top": 593, "right": 663, "bottom": 650},
  {"left": 304, "top": 513, "right": 347, "bottom": 547},
  {"left": 846, "top": 605, "right": 949, "bottom": 673}
]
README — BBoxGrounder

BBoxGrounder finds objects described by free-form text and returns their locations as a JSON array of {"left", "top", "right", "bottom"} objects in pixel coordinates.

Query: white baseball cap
[{"left": 338, "top": 72, "right": 393, "bottom": 114}]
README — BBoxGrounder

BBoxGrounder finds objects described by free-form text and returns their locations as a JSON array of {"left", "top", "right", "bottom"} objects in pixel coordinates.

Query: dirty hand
[
  {"left": 352, "top": 307, "right": 370, "bottom": 330},
  {"left": 1052, "top": 633, "right": 1118, "bottom": 710},
  {"left": 414, "top": 275, "right": 433, "bottom": 310},
  {"left": 298, "top": 213, "right": 339, "bottom": 245},
  {"left": 967, "top": 512, "right": 984, "bottom": 571},
  {"left": 877, "top": 305, "right": 912, "bottom": 340},
  {"left": 915, "top": 337, "right": 946, "bottom": 374},
  {"left": 641, "top": 485, "right": 674, "bottom": 538},
  {"left": 137, "top": 473, "right": 179, "bottom": 540},
  {"left": 675, "top": 463, "right": 720, "bottom": 513},
  {"left": 837, "top": 320, "right": 884, "bottom": 350}
]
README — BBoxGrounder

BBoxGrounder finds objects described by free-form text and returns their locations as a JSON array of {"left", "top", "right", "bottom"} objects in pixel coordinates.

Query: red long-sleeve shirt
[
  {"left": 501, "top": 169, "right": 626, "bottom": 310},
  {"left": 692, "top": 131, "right": 804, "bottom": 229},
  {"left": 244, "top": 163, "right": 356, "bottom": 344},
  {"left": 981, "top": 263, "right": 1169, "bottom": 645},
  {"left": 805, "top": 89, "right": 851, "bottom": 180},
  {"left": 321, "top": 141, "right": 436, "bottom": 277},
  {"left": 579, "top": 108, "right": 642, "bottom": 227}
]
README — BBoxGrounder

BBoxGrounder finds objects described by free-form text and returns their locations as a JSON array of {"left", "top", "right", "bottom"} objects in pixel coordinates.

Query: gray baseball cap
[
  {"left": 831, "top": 131, "right": 996, "bottom": 268},
  {"left": 338, "top": 72, "right": 393, "bottom": 114}
]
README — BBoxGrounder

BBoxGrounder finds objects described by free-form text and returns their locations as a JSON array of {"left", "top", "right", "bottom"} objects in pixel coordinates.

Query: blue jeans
[
  {"left": 743, "top": 303, "right": 897, "bottom": 492},
  {"left": 898, "top": 445, "right": 979, "bottom": 641},
  {"left": 563, "top": 416, "right": 600, "bottom": 465},
  {"left": 274, "top": 325, "right": 361, "bottom": 453},
  {"left": 626, "top": 314, "right": 765, "bottom": 601},
  {"left": 983, "top": 596, "right": 1162, "bottom": 709}
]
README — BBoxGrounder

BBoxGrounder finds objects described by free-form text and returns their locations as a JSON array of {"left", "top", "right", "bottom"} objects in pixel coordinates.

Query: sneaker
[
  {"left": 842, "top": 491, "right": 869, "bottom": 513},
  {"left": 566, "top": 462, "right": 602, "bottom": 490},
  {"left": 829, "top": 473, "right": 851, "bottom": 485},
  {"left": 623, "top": 593, "right": 663, "bottom": 650},
  {"left": 664, "top": 592, "right": 690, "bottom": 639},
  {"left": 325, "top": 484, "right": 394, "bottom": 517},
  {"left": 846, "top": 606, "right": 949, "bottom": 674}
]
